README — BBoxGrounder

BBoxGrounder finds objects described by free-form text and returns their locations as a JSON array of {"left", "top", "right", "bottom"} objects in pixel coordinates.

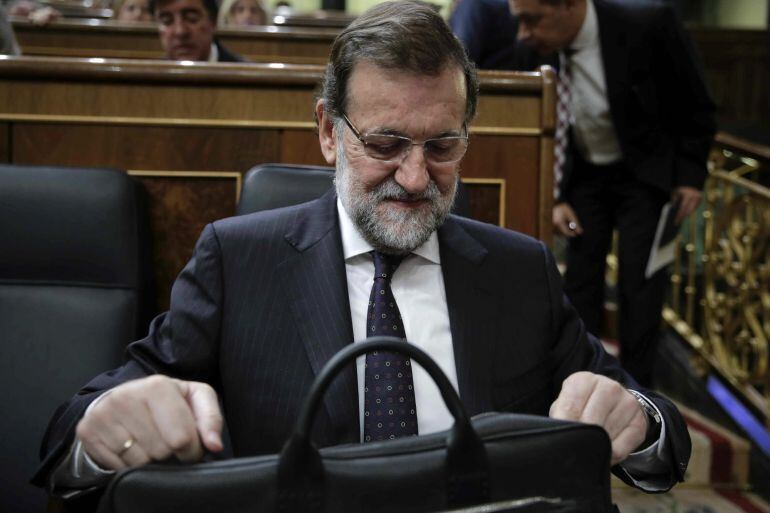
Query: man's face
[
  {"left": 508, "top": 0, "right": 580, "bottom": 55},
  {"left": 317, "top": 62, "right": 467, "bottom": 254},
  {"left": 156, "top": 0, "right": 215, "bottom": 61}
]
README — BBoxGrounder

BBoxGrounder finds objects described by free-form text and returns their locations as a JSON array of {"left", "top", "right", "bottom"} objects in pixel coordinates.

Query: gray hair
[{"left": 318, "top": 0, "right": 478, "bottom": 126}]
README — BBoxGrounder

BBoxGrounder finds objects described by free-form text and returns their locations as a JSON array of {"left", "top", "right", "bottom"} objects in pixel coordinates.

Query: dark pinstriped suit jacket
[{"left": 34, "top": 189, "right": 690, "bottom": 489}]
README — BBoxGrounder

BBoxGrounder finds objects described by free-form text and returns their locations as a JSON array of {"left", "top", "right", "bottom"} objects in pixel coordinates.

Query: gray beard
[{"left": 334, "top": 134, "right": 457, "bottom": 255}]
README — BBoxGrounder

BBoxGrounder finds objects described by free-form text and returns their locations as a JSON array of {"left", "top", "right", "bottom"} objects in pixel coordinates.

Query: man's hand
[
  {"left": 76, "top": 375, "right": 223, "bottom": 471},
  {"left": 28, "top": 6, "right": 61, "bottom": 25},
  {"left": 553, "top": 202, "right": 583, "bottom": 237},
  {"left": 672, "top": 186, "right": 702, "bottom": 225},
  {"left": 549, "top": 372, "right": 648, "bottom": 465}
]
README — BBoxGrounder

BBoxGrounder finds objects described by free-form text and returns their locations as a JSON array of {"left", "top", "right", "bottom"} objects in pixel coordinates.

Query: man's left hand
[
  {"left": 549, "top": 372, "right": 648, "bottom": 465},
  {"left": 673, "top": 186, "right": 702, "bottom": 225}
]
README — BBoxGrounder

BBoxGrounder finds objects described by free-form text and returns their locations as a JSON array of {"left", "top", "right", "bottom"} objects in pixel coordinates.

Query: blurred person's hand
[
  {"left": 672, "top": 186, "right": 701, "bottom": 225},
  {"left": 8, "top": 0, "right": 36, "bottom": 16},
  {"left": 28, "top": 6, "right": 60, "bottom": 25},
  {"left": 553, "top": 202, "right": 583, "bottom": 237}
]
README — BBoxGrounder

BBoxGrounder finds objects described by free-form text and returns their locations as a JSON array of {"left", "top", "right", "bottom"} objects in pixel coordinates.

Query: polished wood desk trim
[
  {"left": 0, "top": 115, "right": 544, "bottom": 136},
  {"left": 538, "top": 65, "right": 557, "bottom": 248},
  {"left": 0, "top": 56, "right": 324, "bottom": 84},
  {"left": 0, "top": 56, "right": 547, "bottom": 89},
  {"left": 715, "top": 132, "right": 770, "bottom": 163},
  {"left": 0, "top": 115, "right": 319, "bottom": 130},
  {"left": 0, "top": 57, "right": 551, "bottom": 136},
  {"left": 11, "top": 17, "right": 340, "bottom": 40}
]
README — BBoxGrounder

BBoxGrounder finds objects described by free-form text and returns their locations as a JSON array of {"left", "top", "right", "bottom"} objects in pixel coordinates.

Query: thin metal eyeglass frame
[{"left": 340, "top": 113, "right": 468, "bottom": 164}]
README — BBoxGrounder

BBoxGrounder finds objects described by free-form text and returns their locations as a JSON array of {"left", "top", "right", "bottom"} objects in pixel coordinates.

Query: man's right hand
[
  {"left": 553, "top": 202, "right": 583, "bottom": 237},
  {"left": 76, "top": 375, "right": 223, "bottom": 470}
]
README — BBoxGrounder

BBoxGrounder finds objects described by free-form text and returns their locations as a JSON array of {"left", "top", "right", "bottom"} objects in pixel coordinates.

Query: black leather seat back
[
  {"left": 0, "top": 165, "right": 153, "bottom": 513},
  {"left": 237, "top": 164, "right": 335, "bottom": 215},
  {"left": 237, "top": 163, "right": 471, "bottom": 217}
]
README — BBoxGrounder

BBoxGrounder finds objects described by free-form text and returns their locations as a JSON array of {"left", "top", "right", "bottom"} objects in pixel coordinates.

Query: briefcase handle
[{"left": 277, "top": 336, "right": 490, "bottom": 512}]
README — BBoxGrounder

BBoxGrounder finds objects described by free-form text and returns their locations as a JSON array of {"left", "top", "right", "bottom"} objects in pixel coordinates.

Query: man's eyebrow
[{"left": 366, "top": 126, "right": 465, "bottom": 139}]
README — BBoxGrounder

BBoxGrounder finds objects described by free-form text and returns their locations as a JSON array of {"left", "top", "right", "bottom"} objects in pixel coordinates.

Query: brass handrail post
[{"left": 665, "top": 146, "right": 769, "bottom": 426}]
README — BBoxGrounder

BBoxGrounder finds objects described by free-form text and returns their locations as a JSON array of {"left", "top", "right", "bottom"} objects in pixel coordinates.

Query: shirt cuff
[
  {"left": 49, "top": 392, "right": 115, "bottom": 491},
  {"left": 617, "top": 390, "right": 671, "bottom": 491}
]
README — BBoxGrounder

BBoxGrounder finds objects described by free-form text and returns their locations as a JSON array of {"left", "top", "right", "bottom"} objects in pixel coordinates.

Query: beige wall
[
  {"left": 265, "top": 0, "right": 321, "bottom": 11},
  {"left": 347, "top": 0, "right": 452, "bottom": 16},
  {"left": 262, "top": 0, "right": 453, "bottom": 15},
  {"left": 717, "top": 0, "right": 768, "bottom": 28},
  {"left": 703, "top": 0, "right": 769, "bottom": 28}
]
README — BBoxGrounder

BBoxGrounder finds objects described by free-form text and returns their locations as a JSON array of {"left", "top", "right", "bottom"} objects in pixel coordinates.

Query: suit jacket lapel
[
  {"left": 280, "top": 190, "right": 359, "bottom": 444},
  {"left": 438, "top": 217, "right": 498, "bottom": 417},
  {"left": 594, "top": 0, "right": 629, "bottom": 132}
]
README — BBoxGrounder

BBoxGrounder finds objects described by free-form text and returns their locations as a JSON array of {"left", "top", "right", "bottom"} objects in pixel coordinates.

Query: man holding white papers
[{"left": 508, "top": 0, "right": 717, "bottom": 386}]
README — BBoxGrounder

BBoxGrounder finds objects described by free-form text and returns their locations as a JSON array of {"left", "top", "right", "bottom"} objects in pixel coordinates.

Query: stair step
[
  {"left": 612, "top": 487, "right": 770, "bottom": 512},
  {"left": 679, "top": 401, "right": 750, "bottom": 487}
]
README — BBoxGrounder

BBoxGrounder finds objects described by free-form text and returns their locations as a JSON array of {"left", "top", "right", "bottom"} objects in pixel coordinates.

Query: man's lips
[
  {"left": 171, "top": 44, "right": 196, "bottom": 54},
  {"left": 385, "top": 198, "right": 428, "bottom": 208}
]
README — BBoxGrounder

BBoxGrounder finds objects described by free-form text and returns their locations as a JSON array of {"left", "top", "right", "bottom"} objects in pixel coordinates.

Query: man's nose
[
  {"left": 517, "top": 24, "right": 531, "bottom": 42},
  {"left": 170, "top": 18, "right": 189, "bottom": 36},
  {"left": 395, "top": 145, "right": 430, "bottom": 194}
]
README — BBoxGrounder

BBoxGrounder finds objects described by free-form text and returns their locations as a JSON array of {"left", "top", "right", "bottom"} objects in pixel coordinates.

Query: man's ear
[{"left": 316, "top": 99, "right": 337, "bottom": 165}]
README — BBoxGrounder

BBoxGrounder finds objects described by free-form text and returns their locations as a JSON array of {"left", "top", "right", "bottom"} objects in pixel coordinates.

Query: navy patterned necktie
[
  {"left": 554, "top": 50, "right": 574, "bottom": 198},
  {"left": 363, "top": 251, "right": 418, "bottom": 442}
]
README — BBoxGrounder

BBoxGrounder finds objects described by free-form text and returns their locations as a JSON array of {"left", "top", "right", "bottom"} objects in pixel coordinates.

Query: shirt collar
[
  {"left": 336, "top": 198, "right": 441, "bottom": 264},
  {"left": 207, "top": 42, "right": 219, "bottom": 63},
  {"left": 569, "top": 0, "right": 597, "bottom": 53}
]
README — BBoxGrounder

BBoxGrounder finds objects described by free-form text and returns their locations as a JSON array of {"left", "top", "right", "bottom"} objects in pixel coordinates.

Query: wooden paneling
[
  {"left": 133, "top": 174, "right": 239, "bottom": 310},
  {"left": 462, "top": 135, "right": 541, "bottom": 236},
  {"left": 0, "top": 123, "right": 8, "bottom": 163},
  {"left": 0, "top": 57, "right": 555, "bottom": 313},
  {"left": 689, "top": 28, "right": 770, "bottom": 133},
  {"left": 280, "top": 129, "right": 326, "bottom": 165},
  {"left": 462, "top": 180, "right": 504, "bottom": 227},
  {"left": 12, "top": 18, "right": 337, "bottom": 63},
  {"left": 13, "top": 124, "right": 281, "bottom": 171}
]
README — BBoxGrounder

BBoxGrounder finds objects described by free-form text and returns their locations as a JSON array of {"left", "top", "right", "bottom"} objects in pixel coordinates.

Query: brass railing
[{"left": 664, "top": 140, "right": 770, "bottom": 425}]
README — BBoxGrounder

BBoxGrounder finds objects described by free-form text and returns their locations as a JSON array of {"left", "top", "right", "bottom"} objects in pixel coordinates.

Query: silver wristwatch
[{"left": 628, "top": 389, "right": 662, "bottom": 448}]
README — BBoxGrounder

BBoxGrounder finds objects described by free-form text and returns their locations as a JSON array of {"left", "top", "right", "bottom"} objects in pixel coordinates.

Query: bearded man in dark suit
[
  {"left": 35, "top": 0, "right": 691, "bottom": 500},
  {"left": 507, "top": 0, "right": 716, "bottom": 386}
]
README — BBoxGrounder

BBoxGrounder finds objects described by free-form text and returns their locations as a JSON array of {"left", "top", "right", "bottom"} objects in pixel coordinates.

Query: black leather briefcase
[{"left": 95, "top": 337, "right": 613, "bottom": 513}]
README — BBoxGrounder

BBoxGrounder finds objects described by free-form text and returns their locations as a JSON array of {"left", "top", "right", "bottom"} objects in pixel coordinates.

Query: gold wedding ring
[{"left": 119, "top": 438, "right": 134, "bottom": 455}]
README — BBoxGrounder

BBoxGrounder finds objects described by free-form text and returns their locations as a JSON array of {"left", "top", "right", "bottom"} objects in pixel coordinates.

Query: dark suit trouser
[{"left": 563, "top": 155, "right": 668, "bottom": 387}]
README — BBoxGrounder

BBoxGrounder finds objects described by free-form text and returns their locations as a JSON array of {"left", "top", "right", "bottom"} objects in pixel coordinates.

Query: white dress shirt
[
  {"left": 207, "top": 43, "right": 219, "bottom": 63},
  {"left": 567, "top": 0, "right": 624, "bottom": 165},
  {"left": 337, "top": 199, "right": 458, "bottom": 438}
]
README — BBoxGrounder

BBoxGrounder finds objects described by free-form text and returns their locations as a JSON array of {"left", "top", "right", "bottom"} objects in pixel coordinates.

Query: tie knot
[{"left": 372, "top": 251, "right": 403, "bottom": 282}]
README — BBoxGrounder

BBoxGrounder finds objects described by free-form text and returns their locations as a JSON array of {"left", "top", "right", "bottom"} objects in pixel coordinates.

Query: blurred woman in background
[
  {"left": 113, "top": 0, "right": 151, "bottom": 22},
  {"left": 217, "top": 0, "right": 267, "bottom": 27}
]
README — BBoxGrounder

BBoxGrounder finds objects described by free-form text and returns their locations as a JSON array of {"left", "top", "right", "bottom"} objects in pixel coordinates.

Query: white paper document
[{"left": 645, "top": 200, "right": 681, "bottom": 279}]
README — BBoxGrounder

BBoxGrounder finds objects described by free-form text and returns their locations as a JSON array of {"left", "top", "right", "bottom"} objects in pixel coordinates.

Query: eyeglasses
[{"left": 341, "top": 113, "right": 469, "bottom": 165}]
